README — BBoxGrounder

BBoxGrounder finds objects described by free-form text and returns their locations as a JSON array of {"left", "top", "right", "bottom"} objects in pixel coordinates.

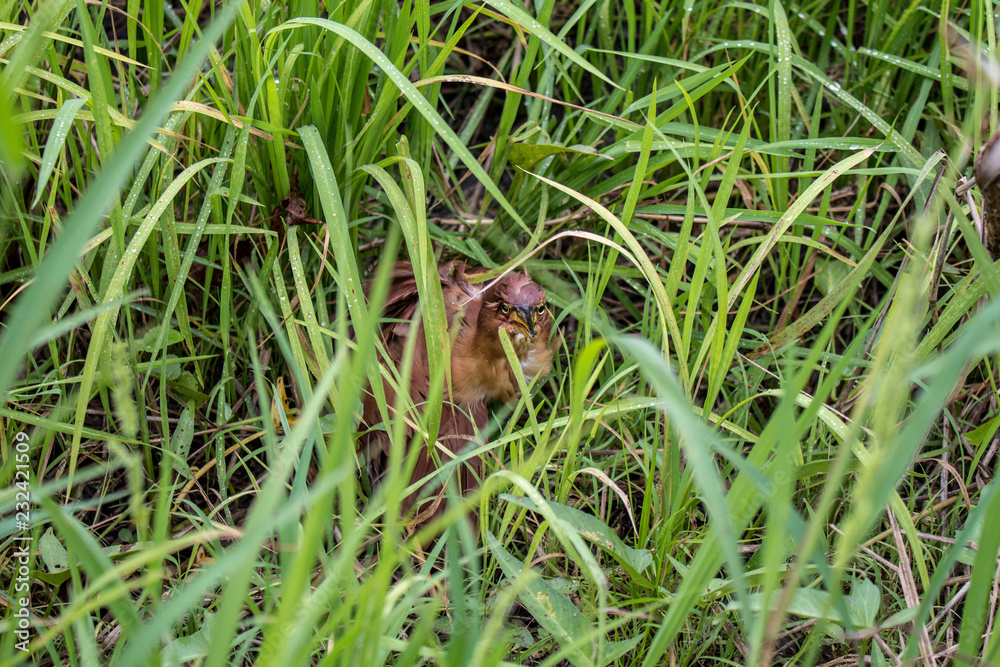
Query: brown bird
[{"left": 359, "top": 260, "right": 555, "bottom": 523}]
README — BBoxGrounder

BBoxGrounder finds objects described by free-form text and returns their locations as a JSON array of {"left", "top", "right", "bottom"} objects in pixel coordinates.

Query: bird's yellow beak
[{"left": 511, "top": 308, "right": 534, "bottom": 337}]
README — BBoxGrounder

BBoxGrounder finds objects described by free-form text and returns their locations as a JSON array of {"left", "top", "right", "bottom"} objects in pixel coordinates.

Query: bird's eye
[{"left": 499, "top": 303, "right": 510, "bottom": 315}]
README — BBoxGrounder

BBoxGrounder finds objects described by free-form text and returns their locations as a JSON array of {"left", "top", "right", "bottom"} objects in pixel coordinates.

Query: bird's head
[{"left": 480, "top": 271, "right": 548, "bottom": 343}]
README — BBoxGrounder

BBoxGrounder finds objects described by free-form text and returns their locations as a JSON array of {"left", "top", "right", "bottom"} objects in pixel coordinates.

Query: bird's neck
[{"left": 450, "top": 324, "right": 520, "bottom": 405}]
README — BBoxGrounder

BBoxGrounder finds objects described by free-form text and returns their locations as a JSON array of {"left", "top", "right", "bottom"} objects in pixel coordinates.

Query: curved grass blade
[
  {"left": 480, "top": 0, "right": 617, "bottom": 89},
  {"left": 524, "top": 170, "right": 688, "bottom": 387},
  {"left": 30, "top": 97, "right": 87, "bottom": 208}
]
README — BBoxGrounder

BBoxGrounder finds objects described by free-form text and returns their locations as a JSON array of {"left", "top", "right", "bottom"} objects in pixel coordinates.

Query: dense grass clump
[{"left": 1, "top": 0, "right": 999, "bottom": 665}]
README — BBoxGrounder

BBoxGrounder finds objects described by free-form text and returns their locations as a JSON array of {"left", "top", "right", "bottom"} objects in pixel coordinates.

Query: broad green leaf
[
  {"left": 38, "top": 527, "right": 69, "bottom": 574},
  {"left": 167, "top": 404, "right": 195, "bottom": 475},
  {"left": 735, "top": 577, "right": 879, "bottom": 628},
  {"left": 138, "top": 327, "right": 185, "bottom": 353},
  {"left": 486, "top": 531, "right": 592, "bottom": 667}
]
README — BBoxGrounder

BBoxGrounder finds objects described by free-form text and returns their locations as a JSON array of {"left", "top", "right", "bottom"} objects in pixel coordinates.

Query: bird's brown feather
[{"left": 359, "top": 261, "right": 554, "bottom": 522}]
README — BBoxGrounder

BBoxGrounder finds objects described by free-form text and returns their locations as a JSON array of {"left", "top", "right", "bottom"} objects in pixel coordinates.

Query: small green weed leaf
[
  {"left": 319, "top": 413, "right": 339, "bottom": 435},
  {"left": 603, "top": 635, "right": 643, "bottom": 664},
  {"left": 880, "top": 605, "right": 920, "bottom": 629},
  {"left": 815, "top": 260, "right": 852, "bottom": 296},
  {"left": 168, "top": 404, "right": 195, "bottom": 475},
  {"left": 509, "top": 624, "right": 533, "bottom": 648},
  {"left": 871, "top": 642, "right": 887, "bottom": 667},
  {"left": 39, "top": 527, "right": 69, "bottom": 574},
  {"left": 138, "top": 327, "right": 184, "bottom": 353},
  {"left": 956, "top": 508, "right": 984, "bottom": 566},
  {"left": 151, "top": 355, "right": 182, "bottom": 381},
  {"left": 162, "top": 611, "right": 216, "bottom": 662},
  {"left": 736, "top": 577, "right": 879, "bottom": 629},
  {"left": 508, "top": 142, "right": 609, "bottom": 170},
  {"left": 486, "top": 531, "right": 592, "bottom": 666},
  {"left": 966, "top": 416, "right": 1000, "bottom": 447},
  {"left": 32, "top": 569, "right": 72, "bottom": 586},
  {"left": 169, "top": 372, "right": 208, "bottom": 405},
  {"left": 849, "top": 577, "right": 880, "bottom": 628},
  {"left": 737, "top": 587, "right": 823, "bottom": 621}
]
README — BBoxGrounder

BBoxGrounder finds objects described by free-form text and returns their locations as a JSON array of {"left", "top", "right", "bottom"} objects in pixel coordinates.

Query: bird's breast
[
  {"left": 451, "top": 354, "right": 518, "bottom": 405},
  {"left": 519, "top": 345, "right": 551, "bottom": 382},
  {"left": 452, "top": 325, "right": 551, "bottom": 405}
]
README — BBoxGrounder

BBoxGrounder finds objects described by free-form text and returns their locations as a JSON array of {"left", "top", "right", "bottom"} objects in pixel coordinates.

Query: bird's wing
[
  {"left": 439, "top": 260, "right": 486, "bottom": 329},
  {"left": 379, "top": 262, "right": 421, "bottom": 336},
  {"left": 365, "top": 260, "right": 481, "bottom": 404},
  {"left": 379, "top": 260, "right": 486, "bottom": 336},
  {"left": 360, "top": 263, "right": 423, "bottom": 482},
  {"left": 360, "top": 260, "right": 488, "bottom": 502}
]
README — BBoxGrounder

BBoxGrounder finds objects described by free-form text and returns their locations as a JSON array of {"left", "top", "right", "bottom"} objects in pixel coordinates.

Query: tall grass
[{"left": 1, "top": 0, "right": 999, "bottom": 665}]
